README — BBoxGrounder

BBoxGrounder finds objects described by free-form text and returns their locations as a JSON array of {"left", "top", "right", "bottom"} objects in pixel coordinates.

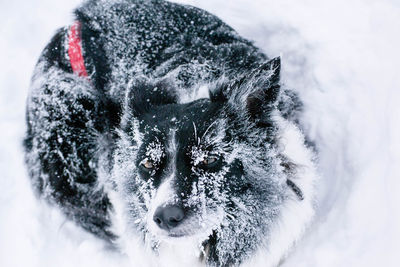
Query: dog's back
[{"left": 75, "top": 0, "right": 268, "bottom": 94}]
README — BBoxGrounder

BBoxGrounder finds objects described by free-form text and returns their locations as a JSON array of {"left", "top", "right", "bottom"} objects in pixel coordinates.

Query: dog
[{"left": 24, "top": 0, "right": 317, "bottom": 266}]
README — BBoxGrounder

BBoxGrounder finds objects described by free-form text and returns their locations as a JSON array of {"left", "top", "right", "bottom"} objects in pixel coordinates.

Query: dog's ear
[
  {"left": 245, "top": 57, "right": 281, "bottom": 118},
  {"left": 210, "top": 57, "right": 281, "bottom": 125},
  {"left": 125, "top": 78, "right": 178, "bottom": 117}
]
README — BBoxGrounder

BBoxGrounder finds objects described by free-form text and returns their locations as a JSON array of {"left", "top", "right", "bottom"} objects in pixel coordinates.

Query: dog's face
[
  {"left": 134, "top": 99, "right": 231, "bottom": 239},
  {"left": 111, "top": 58, "right": 288, "bottom": 260}
]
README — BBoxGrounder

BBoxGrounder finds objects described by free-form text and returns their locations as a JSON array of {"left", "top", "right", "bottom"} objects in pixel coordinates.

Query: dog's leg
[{"left": 24, "top": 28, "right": 114, "bottom": 240}]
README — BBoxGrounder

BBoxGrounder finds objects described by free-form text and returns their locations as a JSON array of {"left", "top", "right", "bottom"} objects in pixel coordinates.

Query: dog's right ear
[{"left": 124, "top": 78, "right": 178, "bottom": 118}]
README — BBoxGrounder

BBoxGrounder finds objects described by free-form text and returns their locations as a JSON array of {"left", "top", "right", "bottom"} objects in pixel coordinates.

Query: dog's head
[{"left": 111, "top": 57, "right": 289, "bottom": 261}]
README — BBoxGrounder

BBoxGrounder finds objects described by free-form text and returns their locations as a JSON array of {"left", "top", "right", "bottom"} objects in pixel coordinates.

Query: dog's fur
[{"left": 24, "top": 0, "right": 317, "bottom": 266}]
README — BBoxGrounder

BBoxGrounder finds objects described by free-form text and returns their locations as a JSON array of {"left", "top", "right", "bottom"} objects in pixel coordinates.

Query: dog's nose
[{"left": 153, "top": 205, "right": 185, "bottom": 230}]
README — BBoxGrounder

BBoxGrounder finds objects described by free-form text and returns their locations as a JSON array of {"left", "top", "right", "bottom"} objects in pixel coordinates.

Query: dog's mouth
[
  {"left": 164, "top": 232, "right": 187, "bottom": 238},
  {"left": 153, "top": 222, "right": 214, "bottom": 240}
]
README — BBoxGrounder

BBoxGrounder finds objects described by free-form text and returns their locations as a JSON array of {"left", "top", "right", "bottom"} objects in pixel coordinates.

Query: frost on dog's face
[{"left": 112, "top": 58, "right": 288, "bottom": 264}]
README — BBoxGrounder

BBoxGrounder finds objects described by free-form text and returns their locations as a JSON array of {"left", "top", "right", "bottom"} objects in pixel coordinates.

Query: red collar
[{"left": 68, "top": 21, "right": 89, "bottom": 78}]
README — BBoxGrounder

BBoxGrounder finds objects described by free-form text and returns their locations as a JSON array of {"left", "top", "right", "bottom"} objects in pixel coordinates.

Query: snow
[{"left": 1, "top": 0, "right": 399, "bottom": 266}]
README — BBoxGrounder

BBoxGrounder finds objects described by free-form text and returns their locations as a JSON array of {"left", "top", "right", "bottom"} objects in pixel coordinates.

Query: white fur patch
[
  {"left": 146, "top": 176, "right": 177, "bottom": 237},
  {"left": 243, "top": 116, "right": 318, "bottom": 267}
]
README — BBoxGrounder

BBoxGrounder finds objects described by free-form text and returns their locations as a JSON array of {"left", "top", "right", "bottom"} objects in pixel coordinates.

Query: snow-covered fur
[{"left": 24, "top": 0, "right": 318, "bottom": 266}]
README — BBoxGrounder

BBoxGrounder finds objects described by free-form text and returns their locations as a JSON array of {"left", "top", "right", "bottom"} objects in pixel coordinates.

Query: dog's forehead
[{"left": 140, "top": 99, "right": 223, "bottom": 141}]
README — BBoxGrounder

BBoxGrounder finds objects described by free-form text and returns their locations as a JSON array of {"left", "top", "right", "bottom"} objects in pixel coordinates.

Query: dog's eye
[
  {"left": 202, "top": 156, "right": 218, "bottom": 166},
  {"left": 141, "top": 159, "right": 154, "bottom": 169}
]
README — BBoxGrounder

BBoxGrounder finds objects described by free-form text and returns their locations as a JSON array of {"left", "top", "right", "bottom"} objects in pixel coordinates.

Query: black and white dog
[{"left": 24, "top": 0, "right": 317, "bottom": 266}]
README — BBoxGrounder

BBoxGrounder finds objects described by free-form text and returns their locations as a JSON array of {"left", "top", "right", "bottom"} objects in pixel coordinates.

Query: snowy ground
[{"left": 1, "top": 0, "right": 399, "bottom": 266}]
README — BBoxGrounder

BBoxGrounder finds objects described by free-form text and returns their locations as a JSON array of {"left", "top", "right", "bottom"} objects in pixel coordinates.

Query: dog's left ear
[
  {"left": 210, "top": 57, "right": 281, "bottom": 125},
  {"left": 245, "top": 57, "right": 280, "bottom": 119}
]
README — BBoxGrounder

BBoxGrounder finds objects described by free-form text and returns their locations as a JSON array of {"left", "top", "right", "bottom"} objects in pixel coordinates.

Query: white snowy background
[{"left": 1, "top": 0, "right": 399, "bottom": 266}]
